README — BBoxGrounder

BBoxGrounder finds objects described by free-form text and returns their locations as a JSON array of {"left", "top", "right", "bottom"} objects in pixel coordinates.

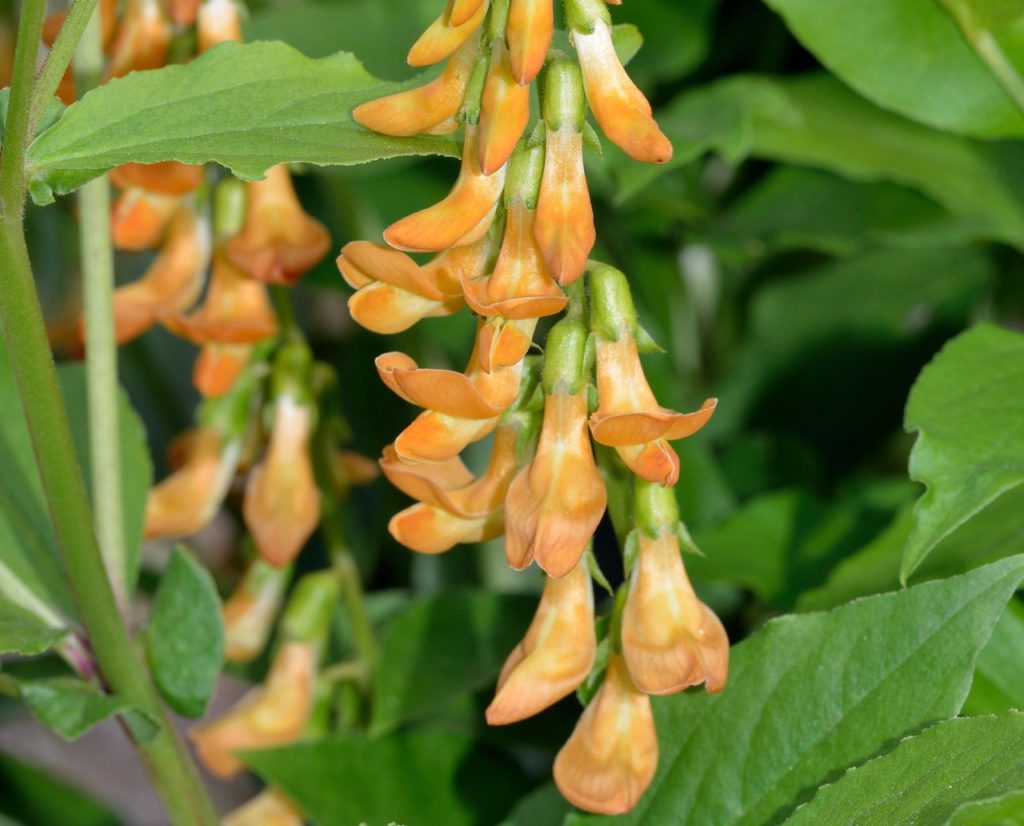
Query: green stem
[
  {"left": 30, "top": 0, "right": 100, "bottom": 134},
  {"left": 76, "top": 4, "right": 126, "bottom": 605},
  {"left": 323, "top": 499, "right": 378, "bottom": 671},
  {"left": 0, "top": 7, "right": 218, "bottom": 825}
]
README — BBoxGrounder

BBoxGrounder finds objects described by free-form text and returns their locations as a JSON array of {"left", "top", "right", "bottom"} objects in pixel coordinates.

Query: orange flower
[
  {"left": 504, "top": 319, "right": 606, "bottom": 576},
  {"left": 571, "top": 13, "right": 672, "bottom": 164},
  {"left": 384, "top": 126, "right": 507, "bottom": 253},
  {"left": 194, "top": 343, "right": 252, "bottom": 398},
  {"left": 507, "top": 0, "right": 553, "bottom": 84},
  {"left": 168, "top": 0, "right": 201, "bottom": 26},
  {"left": 109, "top": 162, "right": 206, "bottom": 197},
  {"left": 376, "top": 335, "right": 523, "bottom": 463},
  {"left": 102, "top": 206, "right": 211, "bottom": 345},
  {"left": 197, "top": 0, "right": 243, "bottom": 51},
  {"left": 589, "top": 265, "right": 716, "bottom": 485},
  {"left": 450, "top": 0, "right": 487, "bottom": 25},
  {"left": 106, "top": 0, "right": 171, "bottom": 79},
  {"left": 110, "top": 187, "right": 180, "bottom": 251},
  {"left": 337, "top": 239, "right": 485, "bottom": 334},
  {"left": 407, "top": 0, "right": 488, "bottom": 67},
  {"left": 145, "top": 426, "right": 240, "bottom": 539},
  {"left": 223, "top": 559, "right": 292, "bottom": 663},
  {"left": 535, "top": 58, "right": 594, "bottom": 286},
  {"left": 476, "top": 316, "right": 537, "bottom": 373},
  {"left": 553, "top": 654, "right": 658, "bottom": 815},
  {"left": 243, "top": 395, "right": 321, "bottom": 568},
  {"left": 161, "top": 252, "right": 278, "bottom": 345},
  {"left": 223, "top": 790, "right": 303, "bottom": 826},
  {"left": 621, "top": 530, "right": 729, "bottom": 695},
  {"left": 478, "top": 39, "right": 530, "bottom": 175},
  {"left": 354, "top": 37, "right": 480, "bottom": 136},
  {"left": 384, "top": 417, "right": 522, "bottom": 553},
  {"left": 190, "top": 641, "right": 316, "bottom": 779},
  {"left": 461, "top": 144, "right": 567, "bottom": 320},
  {"left": 486, "top": 559, "right": 595, "bottom": 724},
  {"left": 225, "top": 165, "right": 331, "bottom": 285}
]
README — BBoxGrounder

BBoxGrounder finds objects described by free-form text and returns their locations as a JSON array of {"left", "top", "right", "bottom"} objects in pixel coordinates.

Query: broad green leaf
[
  {"left": 615, "top": 74, "right": 1024, "bottom": 249},
  {"left": 763, "top": 0, "right": 1024, "bottom": 137},
  {"left": 570, "top": 555, "right": 1024, "bottom": 825},
  {"left": 0, "top": 601, "right": 65, "bottom": 656},
  {"left": 799, "top": 482, "right": 1024, "bottom": 611},
  {"left": 18, "top": 678, "right": 139, "bottom": 741},
  {"left": 0, "top": 755, "right": 119, "bottom": 826},
  {"left": 949, "top": 789, "right": 1024, "bottom": 824},
  {"left": 370, "top": 590, "right": 534, "bottom": 736},
  {"left": 964, "top": 599, "right": 1024, "bottom": 715},
  {"left": 902, "top": 324, "right": 1024, "bottom": 580},
  {"left": 26, "top": 41, "right": 459, "bottom": 201},
  {"left": 145, "top": 547, "right": 224, "bottom": 718},
  {"left": 500, "top": 784, "right": 572, "bottom": 826},
  {"left": 784, "top": 714, "right": 1024, "bottom": 825},
  {"left": 713, "top": 244, "right": 992, "bottom": 435},
  {"left": 244, "top": 730, "right": 529, "bottom": 826}
]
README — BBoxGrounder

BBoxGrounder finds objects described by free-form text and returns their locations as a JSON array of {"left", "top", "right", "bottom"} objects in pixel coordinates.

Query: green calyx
[
  {"left": 542, "top": 54, "right": 586, "bottom": 132},
  {"left": 589, "top": 263, "right": 639, "bottom": 341},
  {"left": 280, "top": 570, "right": 340, "bottom": 645},
  {"left": 504, "top": 140, "right": 545, "bottom": 207},
  {"left": 634, "top": 478, "right": 679, "bottom": 538},
  {"left": 564, "top": 0, "right": 610, "bottom": 34},
  {"left": 542, "top": 317, "right": 589, "bottom": 396}
]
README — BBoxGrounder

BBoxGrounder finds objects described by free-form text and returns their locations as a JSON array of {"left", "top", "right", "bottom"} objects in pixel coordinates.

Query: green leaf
[
  {"left": 370, "top": 590, "right": 534, "bottom": 736},
  {"left": 499, "top": 784, "right": 572, "bottom": 826},
  {"left": 964, "top": 599, "right": 1024, "bottom": 715},
  {"left": 145, "top": 546, "right": 224, "bottom": 718},
  {"left": 0, "top": 601, "right": 65, "bottom": 656},
  {"left": 616, "top": 74, "right": 1024, "bottom": 249},
  {"left": 18, "top": 678, "right": 141, "bottom": 741},
  {"left": 784, "top": 714, "right": 1024, "bottom": 825},
  {"left": 0, "top": 754, "right": 119, "bottom": 826},
  {"left": 569, "top": 555, "right": 1024, "bottom": 825},
  {"left": 244, "top": 730, "right": 529, "bottom": 826},
  {"left": 902, "top": 324, "right": 1024, "bottom": 580},
  {"left": 949, "top": 789, "right": 1024, "bottom": 824},
  {"left": 25, "top": 41, "right": 459, "bottom": 201},
  {"left": 763, "top": 0, "right": 1024, "bottom": 137}
]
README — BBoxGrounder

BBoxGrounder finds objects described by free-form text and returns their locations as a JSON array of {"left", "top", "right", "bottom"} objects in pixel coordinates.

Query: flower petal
[
  {"left": 407, "top": 0, "right": 488, "bottom": 67},
  {"left": 507, "top": 0, "right": 553, "bottom": 84}
]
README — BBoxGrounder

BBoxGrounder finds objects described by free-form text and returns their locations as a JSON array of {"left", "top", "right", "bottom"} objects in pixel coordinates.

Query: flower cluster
[{"left": 344, "top": 0, "right": 729, "bottom": 814}]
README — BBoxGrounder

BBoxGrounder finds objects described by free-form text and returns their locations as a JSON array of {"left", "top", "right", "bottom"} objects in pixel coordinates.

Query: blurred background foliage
[{"left": 4, "top": 0, "right": 1024, "bottom": 822}]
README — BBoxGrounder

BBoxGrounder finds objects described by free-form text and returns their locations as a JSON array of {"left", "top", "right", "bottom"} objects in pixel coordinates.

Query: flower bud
[
  {"left": 478, "top": 40, "right": 530, "bottom": 175},
  {"left": 407, "top": 0, "right": 488, "bottom": 67},
  {"left": 486, "top": 559, "right": 595, "bottom": 724},
  {"left": 223, "top": 558, "right": 292, "bottom": 663},
  {"left": 106, "top": 0, "right": 171, "bottom": 80},
  {"left": 507, "top": 0, "right": 553, "bottom": 84},
  {"left": 553, "top": 654, "right": 657, "bottom": 815},
  {"left": 450, "top": 0, "right": 487, "bottom": 26},
  {"left": 225, "top": 165, "right": 331, "bottom": 285}
]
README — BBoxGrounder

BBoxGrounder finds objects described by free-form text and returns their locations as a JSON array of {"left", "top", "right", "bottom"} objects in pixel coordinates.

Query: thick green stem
[
  {"left": 30, "top": 0, "right": 100, "bottom": 133},
  {"left": 76, "top": 5, "right": 127, "bottom": 604},
  {"left": 0, "top": 6, "right": 218, "bottom": 824}
]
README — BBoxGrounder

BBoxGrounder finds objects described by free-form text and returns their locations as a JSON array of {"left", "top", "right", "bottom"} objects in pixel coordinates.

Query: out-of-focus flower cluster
[{"left": 342, "top": 0, "right": 730, "bottom": 814}]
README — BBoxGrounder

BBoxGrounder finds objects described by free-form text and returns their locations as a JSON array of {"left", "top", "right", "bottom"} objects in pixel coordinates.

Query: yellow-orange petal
[
  {"left": 189, "top": 641, "right": 315, "bottom": 779},
  {"left": 478, "top": 40, "right": 531, "bottom": 175},
  {"left": 144, "top": 428, "right": 240, "bottom": 538},
  {"left": 507, "top": 0, "right": 553, "bottom": 84},
  {"left": 622, "top": 532, "right": 729, "bottom": 695},
  {"left": 504, "top": 391, "right": 606, "bottom": 576},
  {"left": 349, "top": 282, "right": 459, "bottom": 334},
  {"left": 376, "top": 352, "right": 517, "bottom": 419},
  {"left": 384, "top": 127, "right": 506, "bottom": 253},
  {"left": 486, "top": 561, "right": 595, "bottom": 724},
  {"left": 573, "top": 19, "right": 672, "bottom": 164},
  {"left": 111, "top": 188, "right": 180, "bottom": 252},
  {"left": 449, "top": 0, "right": 486, "bottom": 26},
  {"left": 168, "top": 0, "right": 201, "bottom": 26},
  {"left": 407, "top": 0, "right": 488, "bottom": 67},
  {"left": 223, "top": 559, "right": 291, "bottom": 663},
  {"left": 243, "top": 397, "right": 322, "bottom": 568},
  {"left": 380, "top": 444, "right": 475, "bottom": 506},
  {"left": 535, "top": 128, "right": 595, "bottom": 286},
  {"left": 477, "top": 317, "right": 537, "bottom": 373},
  {"left": 197, "top": 0, "right": 242, "bottom": 51},
  {"left": 109, "top": 162, "right": 206, "bottom": 196},
  {"left": 106, "top": 0, "right": 171, "bottom": 80},
  {"left": 615, "top": 439, "right": 680, "bottom": 486},
  {"left": 553, "top": 655, "right": 657, "bottom": 815},
  {"left": 225, "top": 165, "right": 331, "bottom": 285},
  {"left": 222, "top": 789, "right": 303, "bottom": 826},
  {"left": 337, "top": 241, "right": 446, "bottom": 299},
  {"left": 394, "top": 409, "right": 498, "bottom": 464},
  {"left": 388, "top": 501, "right": 500, "bottom": 553},
  {"left": 194, "top": 343, "right": 252, "bottom": 398},
  {"left": 354, "top": 38, "right": 479, "bottom": 136},
  {"left": 591, "top": 398, "right": 718, "bottom": 447}
]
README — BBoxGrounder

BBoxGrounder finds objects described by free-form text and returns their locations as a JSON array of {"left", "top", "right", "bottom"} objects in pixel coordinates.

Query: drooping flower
[
  {"left": 478, "top": 39, "right": 530, "bottom": 175},
  {"left": 190, "top": 640, "right": 316, "bottom": 778},
  {"left": 106, "top": 0, "right": 171, "bottom": 79},
  {"left": 407, "top": 0, "right": 489, "bottom": 67},
  {"left": 588, "top": 265, "right": 716, "bottom": 485},
  {"left": 144, "top": 426, "right": 241, "bottom": 539},
  {"left": 384, "top": 416, "right": 524, "bottom": 553},
  {"left": 109, "top": 162, "right": 206, "bottom": 196},
  {"left": 193, "top": 342, "right": 254, "bottom": 398},
  {"left": 567, "top": 0, "right": 672, "bottom": 164},
  {"left": 197, "top": 0, "right": 242, "bottom": 52},
  {"left": 553, "top": 654, "right": 658, "bottom": 815},
  {"left": 225, "top": 165, "right": 331, "bottom": 286},
  {"left": 243, "top": 394, "right": 321, "bottom": 568},
  {"left": 504, "top": 319, "right": 606, "bottom": 576},
  {"left": 506, "top": 0, "right": 553, "bottom": 84},
  {"left": 487, "top": 558, "right": 595, "bottom": 724},
  {"left": 223, "top": 558, "right": 292, "bottom": 663},
  {"left": 110, "top": 187, "right": 180, "bottom": 252}
]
